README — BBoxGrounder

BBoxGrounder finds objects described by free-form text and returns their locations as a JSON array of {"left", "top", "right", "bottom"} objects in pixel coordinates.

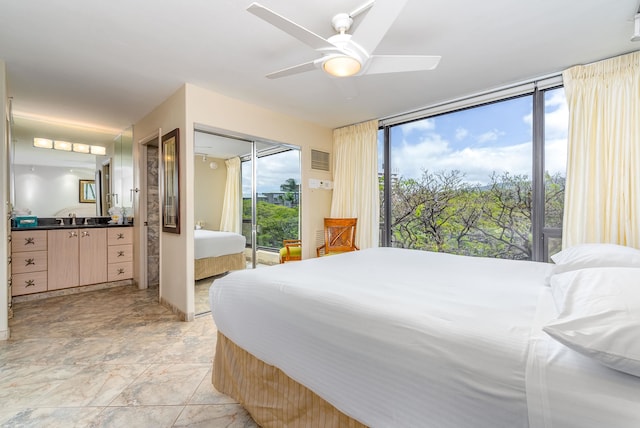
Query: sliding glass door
[{"left": 242, "top": 142, "right": 301, "bottom": 267}]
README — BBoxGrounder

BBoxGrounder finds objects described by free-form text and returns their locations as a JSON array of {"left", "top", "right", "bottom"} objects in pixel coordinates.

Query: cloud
[
  {"left": 545, "top": 91, "right": 569, "bottom": 139},
  {"left": 399, "top": 118, "right": 435, "bottom": 135},
  {"left": 476, "top": 129, "right": 505, "bottom": 144},
  {"left": 455, "top": 127, "right": 469, "bottom": 140}
]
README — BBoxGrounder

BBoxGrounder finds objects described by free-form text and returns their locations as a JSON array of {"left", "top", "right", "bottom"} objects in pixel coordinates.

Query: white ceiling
[{"left": 1, "top": 0, "right": 639, "bottom": 137}]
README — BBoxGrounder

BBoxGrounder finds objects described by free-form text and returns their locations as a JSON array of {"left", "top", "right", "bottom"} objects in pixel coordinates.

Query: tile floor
[{"left": 0, "top": 285, "right": 259, "bottom": 427}]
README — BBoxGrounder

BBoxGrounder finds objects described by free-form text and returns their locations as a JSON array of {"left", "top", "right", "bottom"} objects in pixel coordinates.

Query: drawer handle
[
  {"left": 117, "top": 233, "right": 125, "bottom": 240},
  {"left": 117, "top": 268, "right": 125, "bottom": 275},
  {"left": 25, "top": 258, "right": 35, "bottom": 267},
  {"left": 117, "top": 250, "right": 125, "bottom": 257},
  {"left": 24, "top": 237, "right": 35, "bottom": 246},
  {"left": 25, "top": 279, "right": 35, "bottom": 288},
  {"left": 82, "top": 231, "right": 90, "bottom": 237},
  {"left": 69, "top": 231, "right": 78, "bottom": 238}
]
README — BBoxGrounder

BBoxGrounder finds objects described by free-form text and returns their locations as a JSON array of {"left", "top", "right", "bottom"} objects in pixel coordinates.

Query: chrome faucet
[{"left": 69, "top": 212, "right": 76, "bottom": 226}]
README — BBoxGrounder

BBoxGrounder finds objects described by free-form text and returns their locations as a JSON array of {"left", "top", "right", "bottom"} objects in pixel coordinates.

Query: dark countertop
[{"left": 11, "top": 217, "right": 134, "bottom": 231}]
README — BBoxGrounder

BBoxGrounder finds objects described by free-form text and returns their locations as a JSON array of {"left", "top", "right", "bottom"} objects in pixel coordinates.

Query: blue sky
[{"left": 380, "top": 88, "right": 568, "bottom": 185}]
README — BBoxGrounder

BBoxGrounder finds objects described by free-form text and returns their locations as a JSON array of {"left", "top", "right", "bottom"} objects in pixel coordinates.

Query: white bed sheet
[
  {"left": 526, "top": 288, "right": 640, "bottom": 428},
  {"left": 194, "top": 229, "right": 246, "bottom": 259},
  {"left": 211, "top": 247, "right": 553, "bottom": 427}
]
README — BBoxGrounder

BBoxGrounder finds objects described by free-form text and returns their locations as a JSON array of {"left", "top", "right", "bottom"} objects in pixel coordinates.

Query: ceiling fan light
[{"left": 323, "top": 55, "right": 361, "bottom": 77}]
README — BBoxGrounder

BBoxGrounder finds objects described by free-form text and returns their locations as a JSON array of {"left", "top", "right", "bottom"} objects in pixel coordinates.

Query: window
[
  {"left": 242, "top": 148, "right": 301, "bottom": 250},
  {"left": 379, "top": 86, "right": 567, "bottom": 262}
]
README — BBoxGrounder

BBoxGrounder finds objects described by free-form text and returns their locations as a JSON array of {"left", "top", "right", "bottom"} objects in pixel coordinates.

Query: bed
[
  {"left": 194, "top": 229, "right": 246, "bottom": 280},
  {"left": 209, "top": 246, "right": 640, "bottom": 427}
]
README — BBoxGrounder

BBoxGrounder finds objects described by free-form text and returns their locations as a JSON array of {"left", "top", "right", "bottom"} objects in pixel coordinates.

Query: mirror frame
[
  {"left": 162, "top": 128, "right": 180, "bottom": 234},
  {"left": 79, "top": 179, "right": 96, "bottom": 203}
]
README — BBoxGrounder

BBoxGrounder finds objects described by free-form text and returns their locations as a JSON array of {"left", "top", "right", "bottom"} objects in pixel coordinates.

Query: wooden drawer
[
  {"left": 12, "top": 250, "right": 48, "bottom": 274},
  {"left": 12, "top": 230, "right": 47, "bottom": 253},
  {"left": 108, "top": 261, "right": 133, "bottom": 281},
  {"left": 108, "top": 244, "right": 133, "bottom": 263},
  {"left": 12, "top": 271, "right": 48, "bottom": 296},
  {"left": 107, "top": 227, "right": 133, "bottom": 245}
]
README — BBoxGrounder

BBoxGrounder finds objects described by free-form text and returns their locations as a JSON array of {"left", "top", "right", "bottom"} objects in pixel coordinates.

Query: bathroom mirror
[{"left": 10, "top": 114, "right": 132, "bottom": 217}]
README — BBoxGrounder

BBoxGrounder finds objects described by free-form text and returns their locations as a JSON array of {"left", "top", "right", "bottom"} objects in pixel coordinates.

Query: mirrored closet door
[{"left": 193, "top": 128, "right": 300, "bottom": 315}]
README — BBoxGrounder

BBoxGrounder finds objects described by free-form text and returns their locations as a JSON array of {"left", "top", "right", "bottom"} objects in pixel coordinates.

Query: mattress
[
  {"left": 194, "top": 229, "right": 246, "bottom": 259},
  {"left": 210, "top": 247, "right": 640, "bottom": 427}
]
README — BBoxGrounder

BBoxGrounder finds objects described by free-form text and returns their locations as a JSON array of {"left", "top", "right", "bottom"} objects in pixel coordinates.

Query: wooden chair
[
  {"left": 316, "top": 218, "right": 359, "bottom": 257},
  {"left": 279, "top": 239, "right": 302, "bottom": 263}
]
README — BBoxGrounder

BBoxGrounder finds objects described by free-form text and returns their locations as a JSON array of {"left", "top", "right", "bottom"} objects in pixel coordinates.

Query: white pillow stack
[{"left": 543, "top": 244, "right": 640, "bottom": 377}]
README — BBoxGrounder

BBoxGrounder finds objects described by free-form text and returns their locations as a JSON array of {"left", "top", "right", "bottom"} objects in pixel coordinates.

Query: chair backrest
[{"left": 323, "top": 218, "right": 358, "bottom": 254}]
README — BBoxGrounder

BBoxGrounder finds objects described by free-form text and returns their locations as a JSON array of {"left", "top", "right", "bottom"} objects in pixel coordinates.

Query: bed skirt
[
  {"left": 195, "top": 253, "right": 245, "bottom": 281},
  {"left": 213, "top": 332, "right": 367, "bottom": 428}
]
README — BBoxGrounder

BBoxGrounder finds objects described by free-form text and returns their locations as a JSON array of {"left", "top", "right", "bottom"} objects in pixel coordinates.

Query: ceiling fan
[{"left": 247, "top": 0, "right": 441, "bottom": 79}]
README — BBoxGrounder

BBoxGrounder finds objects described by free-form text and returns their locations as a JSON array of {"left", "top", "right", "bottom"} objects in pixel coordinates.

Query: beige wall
[
  {"left": 133, "top": 85, "right": 188, "bottom": 318},
  {"left": 194, "top": 155, "right": 226, "bottom": 230},
  {"left": 1, "top": 60, "right": 9, "bottom": 339},
  {"left": 134, "top": 83, "right": 333, "bottom": 319}
]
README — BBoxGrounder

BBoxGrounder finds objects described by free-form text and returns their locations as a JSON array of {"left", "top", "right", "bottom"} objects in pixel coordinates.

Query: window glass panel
[
  {"left": 544, "top": 88, "right": 567, "bottom": 229},
  {"left": 389, "top": 96, "right": 535, "bottom": 260},
  {"left": 243, "top": 150, "right": 300, "bottom": 249}
]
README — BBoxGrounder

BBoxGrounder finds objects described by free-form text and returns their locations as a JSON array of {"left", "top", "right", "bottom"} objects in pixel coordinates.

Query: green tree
[{"left": 280, "top": 178, "right": 299, "bottom": 205}]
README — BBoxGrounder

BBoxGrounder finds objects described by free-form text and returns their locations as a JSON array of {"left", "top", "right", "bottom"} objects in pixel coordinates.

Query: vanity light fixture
[
  {"left": 33, "top": 138, "right": 53, "bottom": 149},
  {"left": 54, "top": 140, "right": 73, "bottom": 151},
  {"left": 33, "top": 137, "right": 106, "bottom": 156},
  {"left": 73, "top": 143, "right": 90, "bottom": 154},
  {"left": 91, "top": 145, "right": 106, "bottom": 155}
]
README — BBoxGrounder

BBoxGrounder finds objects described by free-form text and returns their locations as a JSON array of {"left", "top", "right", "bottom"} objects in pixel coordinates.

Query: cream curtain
[
  {"left": 219, "top": 157, "right": 242, "bottom": 234},
  {"left": 562, "top": 51, "right": 640, "bottom": 249},
  {"left": 330, "top": 119, "right": 380, "bottom": 249}
]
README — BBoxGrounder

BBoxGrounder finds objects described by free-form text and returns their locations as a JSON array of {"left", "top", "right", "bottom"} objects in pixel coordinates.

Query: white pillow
[
  {"left": 543, "top": 267, "right": 640, "bottom": 377},
  {"left": 545, "top": 243, "right": 640, "bottom": 285}
]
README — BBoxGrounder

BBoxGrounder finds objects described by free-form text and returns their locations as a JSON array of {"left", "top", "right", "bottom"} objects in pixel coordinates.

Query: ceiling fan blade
[
  {"left": 364, "top": 55, "right": 441, "bottom": 75},
  {"left": 349, "top": 0, "right": 375, "bottom": 19},
  {"left": 265, "top": 59, "right": 322, "bottom": 79},
  {"left": 351, "top": 0, "right": 408, "bottom": 54},
  {"left": 247, "top": 3, "right": 335, "bottom": 51}
]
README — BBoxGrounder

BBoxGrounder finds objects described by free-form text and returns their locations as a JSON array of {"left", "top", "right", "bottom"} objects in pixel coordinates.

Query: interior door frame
[{"left": 136, "top": 130, "right": 161, "bottom": 292}]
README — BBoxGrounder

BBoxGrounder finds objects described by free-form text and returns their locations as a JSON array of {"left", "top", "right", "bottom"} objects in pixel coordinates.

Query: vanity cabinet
[
  {"left": 47, "top": 228, "right": 107, "bottom": 290},
  {"left": 107, "top": 227, "right": 133, "bottom": 281},
  {"left": 11, "top": 230, "right": 48, "bottom": 296},
  {"left": 11, "top": 226, "right": 132, "bottom": 296}
]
